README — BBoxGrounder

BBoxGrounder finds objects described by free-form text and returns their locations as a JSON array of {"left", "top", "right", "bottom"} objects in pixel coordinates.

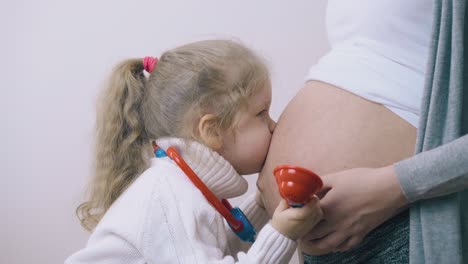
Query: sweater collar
[{"left": 153, "top": 137, "right": 248, "bottom": 199}]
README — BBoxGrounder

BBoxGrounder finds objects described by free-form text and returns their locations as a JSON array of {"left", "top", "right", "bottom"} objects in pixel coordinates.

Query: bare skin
[{"left": 257, "top": 81, "right": 416, "bottom": 255}]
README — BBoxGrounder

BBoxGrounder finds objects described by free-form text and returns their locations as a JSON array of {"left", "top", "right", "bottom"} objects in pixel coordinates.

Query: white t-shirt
[{"left": 307, "top": 0, "right": 434, "bottom": 127}]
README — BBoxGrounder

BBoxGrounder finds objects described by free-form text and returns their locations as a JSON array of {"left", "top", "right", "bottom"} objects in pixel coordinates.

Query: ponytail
[{"left": 77, "top": 59, "right": 152, "bottom": 231}]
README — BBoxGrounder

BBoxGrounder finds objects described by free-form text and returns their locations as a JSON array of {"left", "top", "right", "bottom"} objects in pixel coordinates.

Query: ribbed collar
[{"left": 152, "top": 138, "right": 248, "bottom": 199}]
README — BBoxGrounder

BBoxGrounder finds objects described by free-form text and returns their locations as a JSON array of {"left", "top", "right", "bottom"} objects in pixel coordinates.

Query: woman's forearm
[{"left": 395, "top": 134, "right": 468, "bottom": 203}]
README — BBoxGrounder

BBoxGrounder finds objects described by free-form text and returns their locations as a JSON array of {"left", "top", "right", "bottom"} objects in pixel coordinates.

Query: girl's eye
[{"left": 257, "top": 110, "right": 267, "bottom": 117}]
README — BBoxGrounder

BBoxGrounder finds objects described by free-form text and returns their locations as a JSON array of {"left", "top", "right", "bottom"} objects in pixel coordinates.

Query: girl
[{"left": 66, "top": 40, "right": 323, "bottom": 263}]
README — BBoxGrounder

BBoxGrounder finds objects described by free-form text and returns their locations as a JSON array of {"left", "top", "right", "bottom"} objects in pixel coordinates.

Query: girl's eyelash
[{"left": 257, "top": 110, "right": 267, "bottom": 116}]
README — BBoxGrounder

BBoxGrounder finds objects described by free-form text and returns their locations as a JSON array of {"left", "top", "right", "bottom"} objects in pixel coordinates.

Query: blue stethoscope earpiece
[
  {"left": 155, "top": 148, "right": 167, "bottom": 158},
  {"left": 226, "top": 206, "right": 256, "bottom": 242}
]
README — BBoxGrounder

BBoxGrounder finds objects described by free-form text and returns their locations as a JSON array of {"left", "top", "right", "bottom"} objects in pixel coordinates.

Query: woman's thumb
[
  {"left": 320, "top": 173, "right": 335, "bottom": 189},
  {"left": 317, "top": 172, "right": 337, "bottom": 195}
]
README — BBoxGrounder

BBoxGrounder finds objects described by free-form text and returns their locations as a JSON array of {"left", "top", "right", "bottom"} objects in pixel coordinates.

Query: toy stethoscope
[{"left": 152, "top": 142, "right": 257, "bottom": 243}]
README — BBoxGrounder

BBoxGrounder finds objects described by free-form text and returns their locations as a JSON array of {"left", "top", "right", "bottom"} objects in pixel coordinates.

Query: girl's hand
[
  {"left": 255, "top": 190, "right": 265, "bottom": 209},
  {"left": 303, "top": 165, "right": 408, "bottom": 252},
  {"left": 271, "top": 197, "right": 323, "bottom": 241}
]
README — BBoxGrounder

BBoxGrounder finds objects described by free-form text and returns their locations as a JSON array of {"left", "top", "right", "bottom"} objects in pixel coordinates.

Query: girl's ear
[{"left": 198, "top": 114, "right": 223, "bottom": 150}]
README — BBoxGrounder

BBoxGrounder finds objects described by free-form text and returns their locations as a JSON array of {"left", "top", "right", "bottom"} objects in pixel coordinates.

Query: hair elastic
[{"left": 143, "top": 56, "right": 158, "bottom": 73}]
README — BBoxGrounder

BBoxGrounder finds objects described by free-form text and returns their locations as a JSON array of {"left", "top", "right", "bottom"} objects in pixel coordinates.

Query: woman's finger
[
  {"left": 308, "top": 230, "right": 350, "bottom": 251},
  {"left": 303, "top": 219, "right": 334, "bottom": 241},
  {"left": 335, "top": 235, "right": 363, "bottom": 252}
]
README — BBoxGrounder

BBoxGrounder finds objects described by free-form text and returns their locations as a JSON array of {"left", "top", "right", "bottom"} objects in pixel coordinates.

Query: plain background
[{"left": 3, "top": 1, "right": 330, "bottom": 263}]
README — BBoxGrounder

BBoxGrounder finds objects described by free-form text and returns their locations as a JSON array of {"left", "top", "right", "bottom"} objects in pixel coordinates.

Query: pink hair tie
[{"left": 143, "top": 56, "right": 158, "bottom": 73}]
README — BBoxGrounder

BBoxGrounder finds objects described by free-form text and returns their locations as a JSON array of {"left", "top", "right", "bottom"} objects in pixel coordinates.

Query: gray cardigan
[{"left": 394, "top": 0, "right": 468, "bottom": 263}]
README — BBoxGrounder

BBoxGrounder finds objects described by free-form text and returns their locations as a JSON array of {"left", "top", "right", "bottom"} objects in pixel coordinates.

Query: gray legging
[{"left": 304, "top": 0, "right": 468, "bottom": 263}]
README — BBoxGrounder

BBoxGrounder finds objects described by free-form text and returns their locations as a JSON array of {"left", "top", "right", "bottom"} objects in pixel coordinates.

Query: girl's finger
[{"left": 274, "top": 198, "right": 289, "bottom": 213}]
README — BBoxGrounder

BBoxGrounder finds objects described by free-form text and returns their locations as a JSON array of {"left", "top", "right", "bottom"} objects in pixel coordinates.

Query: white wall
[{"left": 3, "top": 1, "right": 329, "bottom": 263}]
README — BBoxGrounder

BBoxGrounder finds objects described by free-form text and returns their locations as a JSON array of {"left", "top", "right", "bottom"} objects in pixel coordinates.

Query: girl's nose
[{"left": 268, "top": 117, "right": 276, "bottom": 133}]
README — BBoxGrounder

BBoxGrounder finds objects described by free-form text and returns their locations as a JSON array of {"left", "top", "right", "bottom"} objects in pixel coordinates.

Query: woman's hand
[
  {"left": 303, "top": 165, "right": 408, "bottom": 252},
  {"left": 271, "top": 197, "right": 323, "bottom": 241}
]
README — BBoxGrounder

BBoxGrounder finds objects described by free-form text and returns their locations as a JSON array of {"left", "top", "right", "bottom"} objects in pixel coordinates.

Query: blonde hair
[{"left": 77, "top": 40, "right": 270, "bottom": 231}]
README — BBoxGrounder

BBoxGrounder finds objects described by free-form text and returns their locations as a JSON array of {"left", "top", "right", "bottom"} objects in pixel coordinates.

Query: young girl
[{"left": 66, "top": 40, "right": 323, "bottom": 263}]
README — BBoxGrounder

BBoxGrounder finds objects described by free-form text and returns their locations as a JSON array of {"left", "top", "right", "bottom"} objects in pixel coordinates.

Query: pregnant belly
[{"left": 257, "top": 81, "right": 416, "bottom": 255}]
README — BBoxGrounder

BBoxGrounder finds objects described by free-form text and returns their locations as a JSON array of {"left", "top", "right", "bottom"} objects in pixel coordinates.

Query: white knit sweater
[{"left": 65, "top": 138, "right": 296, "bottom": 264}]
